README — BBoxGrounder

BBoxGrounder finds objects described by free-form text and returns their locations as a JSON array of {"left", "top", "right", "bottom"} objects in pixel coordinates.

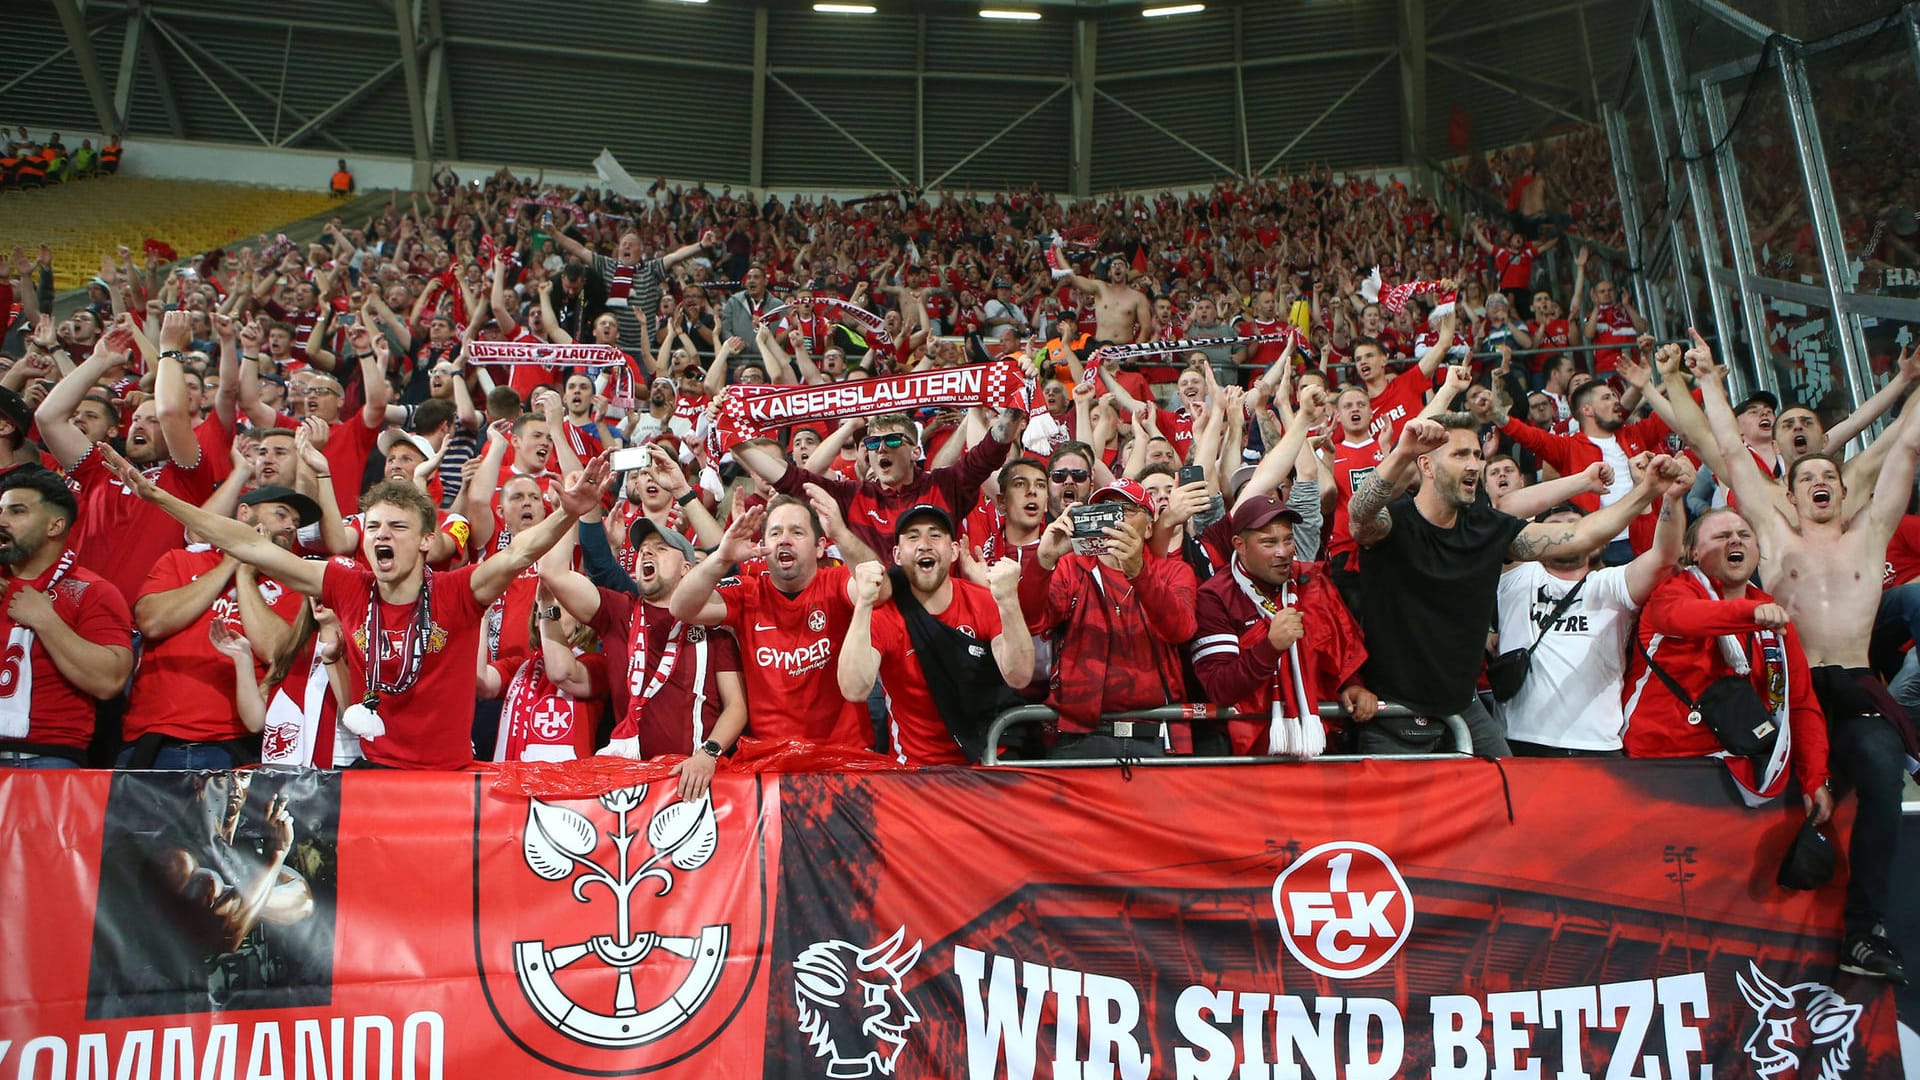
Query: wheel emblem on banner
[{"left": 513, "top": 785, "right": 728, "bottom": 1047}]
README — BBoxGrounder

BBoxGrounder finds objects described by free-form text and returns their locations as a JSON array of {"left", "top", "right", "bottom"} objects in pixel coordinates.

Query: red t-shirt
[
  {"left": 1493, "top": 245, "right": 1536, "bottom": 291},
  {"left": 0, "top": 562, "right": 130, "bottom": 748},
  {"left": 869, "top": 579, "right": 1004, "bottom": 766},
  {"left": 1154, "top": 405, "right": 1200, "bottom": 463},
  {"left": 127, "top": 548, "right": 306, "bottom": 742},
  {"left": 1367, "top": 366, "right": 1431, "bottom": 445},
  {"left": 320, "top": 559, "right": 486, "bottom": 769},
  {"left": 715, "top": 564, "right": 868, "bottom": 749},
  {"left": 68, "top": 443, "right": 217, "bottom": 603},
  {"left": 1327, "top": 438, "right": 1383, "bottom": 564},
  {"left": 323, "top": 412, "right": 382, "bottom": 513}
]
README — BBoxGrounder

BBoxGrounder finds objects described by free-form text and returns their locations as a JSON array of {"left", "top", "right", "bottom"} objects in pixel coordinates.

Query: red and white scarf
[
  {"left": 0, "top": 548, "right": 76, "bottom": 739},
  {"left": 497, "top": 655, "right": 589, "bottom": 763},
  {"left": 600, "top": 602, "right": 710, "bottom": 760},
  {"left": 465, "top": 339, "right": 637, "bottom": 409},
  {"left": 1358, "top": 265, "right": 1457, "bottom": 319},
  {"left": 713, "top": 359, "right": 1034, "bottom": 451},
  {"left": 755, "top": 298, "right": 893, "bottom": 345},
  {"left": 1229, "top": 556, "right": 1323, "bottom": 758}
]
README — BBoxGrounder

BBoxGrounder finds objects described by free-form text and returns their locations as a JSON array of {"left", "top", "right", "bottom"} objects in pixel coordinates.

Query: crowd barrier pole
[{"left": 980, "top": 700, "right": 1473, "bottom": 766}]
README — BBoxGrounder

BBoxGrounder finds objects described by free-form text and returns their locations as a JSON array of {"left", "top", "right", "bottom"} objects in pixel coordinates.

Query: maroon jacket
[{"left": 1017, "top": 549, "right": 1198, "bottom": 734}]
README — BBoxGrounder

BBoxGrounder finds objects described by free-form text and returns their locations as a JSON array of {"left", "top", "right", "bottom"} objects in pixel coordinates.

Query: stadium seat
[{"left": 0, "top": 177, "right": 338, "bottom": 289}]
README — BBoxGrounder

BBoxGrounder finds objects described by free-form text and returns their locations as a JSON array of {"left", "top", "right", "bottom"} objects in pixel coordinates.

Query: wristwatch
[
  {"left": 538, "top": 605, "right": 561, "bottom": 621},
  {"left": 698, "top": 739, "right": 723, "bottom": 758}
]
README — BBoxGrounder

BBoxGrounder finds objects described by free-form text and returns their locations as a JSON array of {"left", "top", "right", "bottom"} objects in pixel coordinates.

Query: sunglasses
[
  {"left": 1049, "top": 468, "right": 1091, "bottom": 483},
  {"left": 863, "top": 434, "right": 911, "bottom": 452}
]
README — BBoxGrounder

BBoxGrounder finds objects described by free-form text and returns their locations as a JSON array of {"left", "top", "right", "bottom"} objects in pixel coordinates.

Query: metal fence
[
  {"left": 980, "top": 701, "right": 1474, "bottom": 767},
  {"left": 1604, "top": 0, "right": 1920, "bottom": 448}
]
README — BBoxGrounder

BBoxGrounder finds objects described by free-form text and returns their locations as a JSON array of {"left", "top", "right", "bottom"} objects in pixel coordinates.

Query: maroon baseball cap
[
  {"left": 1090, "top": 478, "right": 1152, "bottom": 511},
  {"left": 1228, "top": 492, "right": 1304, "bottom": 534}
]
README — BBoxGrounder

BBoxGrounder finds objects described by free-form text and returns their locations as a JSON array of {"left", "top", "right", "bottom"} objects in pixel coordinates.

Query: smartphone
[
  {"left": 1178, "top": 464, "right": 1205, "bottom": 488},
  {"left": 609, "top": 445, "right": 655, "bottom": 472},
  {"left": 1066, "top": 502, "right": 1124, "bottom": 556}
]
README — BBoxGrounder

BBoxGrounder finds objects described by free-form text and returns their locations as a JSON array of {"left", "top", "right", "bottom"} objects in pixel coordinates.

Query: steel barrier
[{"left": 980, "top": 700, "right": 1474, "bottom": 766}]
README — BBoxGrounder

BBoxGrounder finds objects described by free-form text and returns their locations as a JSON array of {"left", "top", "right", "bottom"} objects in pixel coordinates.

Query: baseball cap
[
  {"left": 1057, "top": 309, "right": 1081, "bottom": 322},
  {"left": 894, "top": 503, "right": 954, "bottom": 538},
  {"left": 629, "top": 517, "right": 697, "bottom": 561},
  {"left": 239, "top": 484, "right": 322, "bottom": 527},
  {"left": 1090, "top": 478, "right": 1152, "bottom": 511},
  {"left": 1735, "top": 390, "right": 1780, "bottom": 416},
  {"left": 1228, "top": 492, "right": 1304, "bottom": 534},
  {"left": 0, "top": 387, "right": 31, "bottom": 437},
  {"left": 378, "top": 428, "right": 436, "bottom": 460}
]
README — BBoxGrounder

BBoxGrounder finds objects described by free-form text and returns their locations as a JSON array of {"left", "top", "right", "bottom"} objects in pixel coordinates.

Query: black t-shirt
[{"left": 1358, "top": 493, "right": 1526, "bottom": 715}]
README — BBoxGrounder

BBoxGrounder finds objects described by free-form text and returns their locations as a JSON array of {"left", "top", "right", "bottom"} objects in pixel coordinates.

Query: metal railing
[{"left": 981, "top": 701, "right": 1473, "bottom": 767}]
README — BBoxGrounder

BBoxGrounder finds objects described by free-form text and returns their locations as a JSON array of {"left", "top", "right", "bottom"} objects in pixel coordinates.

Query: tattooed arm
[
  {"left": 1506, "top": 454, "right": 1683, "bottom": 564},
  {"left": 1348, "top": 417, "right": 1447, "bottom": 546}
]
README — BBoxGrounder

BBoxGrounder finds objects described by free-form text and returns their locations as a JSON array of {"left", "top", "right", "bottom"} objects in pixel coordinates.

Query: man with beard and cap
[
  {"left": 1192, "top": 493, "right": 1375, "bottom": 757},
  {"left": 122, "top": 485, "right": 316, "bottom": 769},
  {"left": 837, "top": 504, "right": 1033, "bottom": 766},
  {"left": 1494, "top": 350, "right": 1673, "bottom": 565},
  {"left": 542, "top": 493, "right": 745, "bottom": 799},
  {"left": 728, "top": 407, "right": 1021, "bottom": 561},
  {"left": 0, "top": 467, "right": 133, "bottom": 768},
  {"left": 35, "top": 312, "right": 220, "bottom": 603},
  {"left": 669, "top": 487, "right": 886, "bottom": 751},
  {"left": 1347, "top": 414, "right": 1682, "bottom": 756},
  {"left": 103, "top": 445, "right": 613, "bottom": 771},
  {"left": 1492, "top": 465, "right": 1688, "bottom": 757},
  {"left": 1669, "top": 330, "right": 1920, "bottom": 983},
  {"left": 1019, "top": 478, "right": 1198, "bottom": 759}
]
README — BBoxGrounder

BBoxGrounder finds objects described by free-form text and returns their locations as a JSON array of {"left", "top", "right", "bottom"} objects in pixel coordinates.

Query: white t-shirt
[
  {"left": 1493, "top": 562, "right": 1638, "bottom": 751},
  {"left": 1588, "top": 433, "right": 1634, "bottom": 541}
]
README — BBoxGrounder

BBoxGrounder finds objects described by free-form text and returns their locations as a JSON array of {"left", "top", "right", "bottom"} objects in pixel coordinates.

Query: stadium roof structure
[{"left": 1, "top": 0, "right": 1848, "bottom": 194}]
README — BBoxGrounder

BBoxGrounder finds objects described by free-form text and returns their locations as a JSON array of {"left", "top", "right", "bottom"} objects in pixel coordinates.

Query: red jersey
[
  {"left": 1885, "top": 515, "right": 1920, "bottom": 589},
  {"left": 1588, "top": 303, "right": 1639, "bottom": 373},
  {"left": 869, "top": 579, "right": 1005, "bottom": 766},
  {"left": 320, "top": 559, "right": 486, "bottom": 770},
  {"left": 127, "top": 548, "right": 306, "bottom": 742},
  {"left": 68, "top": 443, "right": 217, "bottom": 603},
  {"left": 589, "top": 590, "right": 742, "bottom": 756},
  {"left": 558, "top": 418, "right": 608, "bottom": 463},
  {"left": 715, "top": 564, "right": 868, "bottom": 749},
  {"left": 0, "top": 561, "right": 130, "bottom": 749},
  {"left": 1327, "top": 439, "right": 1384, "bottom": 564},
  {"left": 1154, "top": 404, "right": 1200, "bottom": 463},
  {"left": 1244, "top": 317, "right": 1291, "bottom": 368},
  {"left": 1528, "top": 318, "right": 1573, "bottom": 372},
  {"left": 1366, "top": 366, "right": 1431, "bottom": 445}
]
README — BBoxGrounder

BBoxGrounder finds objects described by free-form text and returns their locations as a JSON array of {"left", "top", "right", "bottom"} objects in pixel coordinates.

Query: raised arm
[
  {"left": 1508, "top": 456, "right": 1680, "bottom": 563},
  {"left": 1494, "top": 461, "right": 1611, "bottom": 520},
  {"left": 102, "top": 445, "right": 325, "bottom": 596},
  {"left": 470, "top": 456, "right": 613, "bottom": 604},
  {"left": 669, "top": 504, "right": 765, "bottom": 626},
  {"left": 153, "top": 311, "right": 202, "bottom": 469},
  {"left": 836, "top": 561, "right": 885, "bottom": 702},
  {"left": 1625, "top": 467, "right": 1690, "bottom": 605},
  {"left": 1827, "top": 343, "right": 1918, "bottom": 449},
  {"left": 1414, "top": 309, "right": 1457, "bottom": 379},
  {"left": 1349, "top": 417, "right": 1445, "bottom": 547},
  {"left": 37, "top": 325, "right": 134, "bottom": 469}
]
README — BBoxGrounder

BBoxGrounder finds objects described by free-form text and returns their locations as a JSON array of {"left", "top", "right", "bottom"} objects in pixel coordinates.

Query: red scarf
[{"left": 714, "top": 360, "right": 1033, "bottom": 451}]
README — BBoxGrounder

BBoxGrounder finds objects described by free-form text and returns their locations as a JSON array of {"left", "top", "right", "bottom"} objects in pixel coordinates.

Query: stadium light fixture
[
  {"left": 980, "top": 9, "right": 1043, "bottom": 19},
  {"left": 814, "top": 3, "right": 878, "bottom": 12},
  {"left": 1142, "top": 3, "right": 1205, "bottom": 15}
]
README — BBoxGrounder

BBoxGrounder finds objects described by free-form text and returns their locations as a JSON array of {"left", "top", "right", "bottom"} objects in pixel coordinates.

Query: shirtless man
[
  {"left": 1055, "top": 255, "right": 1150, "bottom": 347},
  {"left": 1686, "top": 328, "right": 1920, "bottom": 983}
]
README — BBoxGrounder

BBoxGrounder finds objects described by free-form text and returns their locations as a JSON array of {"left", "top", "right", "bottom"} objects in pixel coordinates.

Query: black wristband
[{"left": 675, "top": 490, "right": 698, "bottom": 506}]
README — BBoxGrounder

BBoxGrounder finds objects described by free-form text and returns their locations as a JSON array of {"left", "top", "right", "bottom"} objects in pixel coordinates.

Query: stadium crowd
[{"left": 0, "top": 158, "right": 1916, "bottom": 981}]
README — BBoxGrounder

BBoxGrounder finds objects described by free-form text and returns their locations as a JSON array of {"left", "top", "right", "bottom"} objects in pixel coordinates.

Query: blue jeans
[
  {"left": 0, "top": 752, "right": 81, "bottom": 769},
  {"left": 114, "top": 743, "right": 238, "bottom": 770}
]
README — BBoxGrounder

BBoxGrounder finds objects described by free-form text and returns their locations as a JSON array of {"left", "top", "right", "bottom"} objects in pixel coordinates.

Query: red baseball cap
[{"left": 1090, "top": 478, "right": 1152, "bottom": 511}]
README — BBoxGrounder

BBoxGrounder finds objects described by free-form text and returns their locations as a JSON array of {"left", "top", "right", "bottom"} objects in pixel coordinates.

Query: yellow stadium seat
[{"left": 0, "top": 177, "right": 340, "bottom": 291}]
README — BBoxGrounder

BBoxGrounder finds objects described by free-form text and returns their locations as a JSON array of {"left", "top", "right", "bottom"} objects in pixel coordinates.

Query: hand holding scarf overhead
[
  {"left": 464, "top": 340, "right": 638, "bottom": 409},
  {"left": 1359, "top": 266, "right": 1457, "bottom": 321}
]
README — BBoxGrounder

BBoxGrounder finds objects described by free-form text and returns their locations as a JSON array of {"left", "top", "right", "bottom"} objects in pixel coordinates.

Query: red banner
[
  {"left": 716, "top": 361, "right": 1034, "bottom": 449},
  {"left": 0, "top": 760, "right": 1903, "bottom": 1078}
]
